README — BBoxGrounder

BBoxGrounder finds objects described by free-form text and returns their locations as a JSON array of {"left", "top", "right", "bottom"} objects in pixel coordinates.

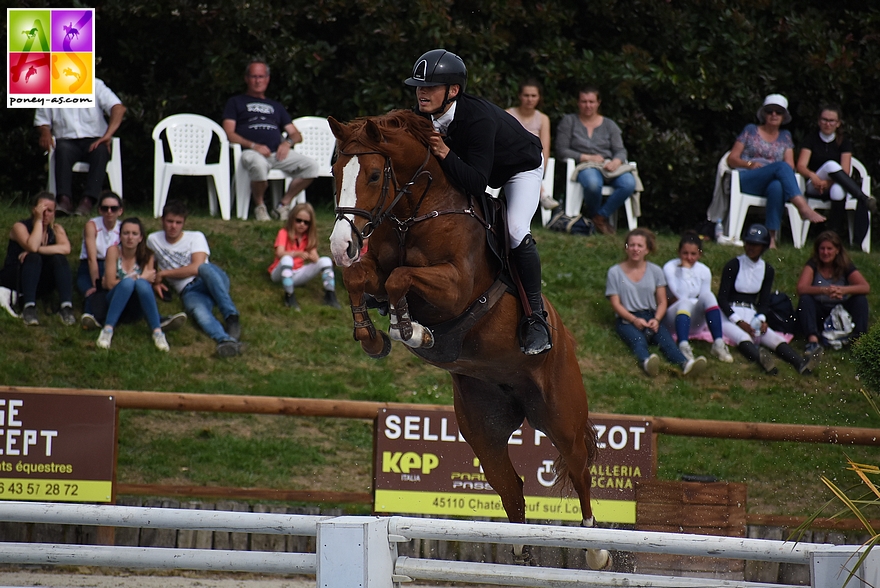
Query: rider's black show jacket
[{"left": 419, "top": 93, "right": 543, "bottom": 196}]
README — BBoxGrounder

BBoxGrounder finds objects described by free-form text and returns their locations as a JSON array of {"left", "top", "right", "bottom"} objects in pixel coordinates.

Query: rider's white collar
[{"left": 432, "top": 101, "right": 457, "bottom": 134}]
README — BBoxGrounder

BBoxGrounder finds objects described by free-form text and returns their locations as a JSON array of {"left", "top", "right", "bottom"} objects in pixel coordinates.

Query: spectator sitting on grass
[
  {"left": 96, "top": 217, "right": 171, "bottom": 352},
  {"left": 796, "top": 230, "right": 869, "bottom": 353},
  {"left": 147, "top": 200, "right": 242, "bottom": 357},
  {"left": 268, "top": 202, "right": 340, "bottom": 310},
  {"left": 606, "top": 228, "right": 707, "bottom": 377},
  {"left": 78, "top": 190, "right": 122, "bottom": 330},
  {"left": 0, "top": 191, "right": 75, "bottom": 327},
  {"left": 662, "top": 230, "right": 733, "bottom": 364},
  {"left": 718, "top": 223, "right": 820, "bottom": 375}
]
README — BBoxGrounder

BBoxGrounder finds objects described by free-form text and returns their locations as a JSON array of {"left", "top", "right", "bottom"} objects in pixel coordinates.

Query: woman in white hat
[{"left": 727, "top": 94, "right": 825, "bottom": 248}]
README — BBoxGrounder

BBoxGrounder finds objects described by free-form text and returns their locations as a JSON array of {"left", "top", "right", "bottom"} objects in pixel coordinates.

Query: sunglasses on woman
[
  {"left": 294, "top": 218, "right": 311, "bottom": 226},
  {"left": 99, "top": 205, "right": 121, "bottom": 213},
  {"left": 763, "top": 107, "right": 785, "bottom": 115}
]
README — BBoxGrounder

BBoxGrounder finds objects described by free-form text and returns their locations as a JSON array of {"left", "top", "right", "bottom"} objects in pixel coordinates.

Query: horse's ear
[
  {"left": 328, "top": 116, "right": 348, "bottom": 141},
  {"left": 364, "top": 119, "right": 384, "bottom": 144}
]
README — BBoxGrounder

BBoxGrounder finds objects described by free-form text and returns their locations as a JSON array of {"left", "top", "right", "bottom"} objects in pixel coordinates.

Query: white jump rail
[
  {"left": 0, "top": 543, "right": 313, "bottom": 575},
  {"left": 0, "top": 501, "right": 324, "bottom": 575},
  {"left": 388, "top": 516, "right": 824, "bottom": 562},
  {"left": 1, "top": 503, "right": 877, "bottom": 587},
  {"left": 0, "top": 501, "right": 328, "bottom": 534}
]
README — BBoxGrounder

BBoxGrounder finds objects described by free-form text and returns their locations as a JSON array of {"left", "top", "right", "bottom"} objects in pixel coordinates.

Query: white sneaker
[
  {"left": 711, "top": 339, "right": 734, "bottom": 363},
  {"left": 81, "top": 313, "right": 101, "bottom": 330},
  {"left": 642, "top": 354, "right": 660, "bottom": 377},
  {"left": 540, "top": 193, "right": 560, "bottom": 209},
  {"left": 683, "top": 356, "right": 707, "bottom": 376},
  {"left": 678, "top": 340, "right": 694, "bottom": 361},
  {"left": 254, "top": 204, "right": 271, "bottom": 221},
  {"left": 97, "top": 327, "right": 113, "bottom": 350},
  {"left": 152, "top": 331, "right": 170, "bottom": 352},
  {"left": 275, "top": 203, "right": 290, "bottom": 221},
  {"left": 160, "top": 312, "right": 187, "bottom": 331}
]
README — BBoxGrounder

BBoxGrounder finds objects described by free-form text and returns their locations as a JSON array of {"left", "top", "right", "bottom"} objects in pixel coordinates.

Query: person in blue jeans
[
  {"left": 727, "top": 94, "right": 825, "bottom": 248},
  {"left": 555, "top": 86, "right": 635, "bottom": 235},
  {"left": 96, "top": 218, "right": 170, "bottom": 352},
  {"left": 606, "top": 228, "right": 706, "bottom": 377},
  {"left": 147, "top": 200, "right": 242, "bottom": 357}
]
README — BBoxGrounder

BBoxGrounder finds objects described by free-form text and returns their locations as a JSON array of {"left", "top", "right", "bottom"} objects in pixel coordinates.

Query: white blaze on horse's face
[{"left": 330, "top": 157, "right": 362, "bottom": 267}]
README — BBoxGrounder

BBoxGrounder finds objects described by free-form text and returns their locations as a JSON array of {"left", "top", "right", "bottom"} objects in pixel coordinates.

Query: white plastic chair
[
  {"left": 539, "top": 157, "right": 556, "bottom": 227},
  {"left": 723, "top": 151, "right": 799, "bottom": 246},
  {"left": 791, "top": 157, "right": 871, "bottom": 253},
  {"left": 232, "top": 116, "right": 336, "bottom": 220},
  {"left": 152, "top": 114, "right": 231, "bottom": 220},
  {"left": 564, "top": 158, "right": 637, "bottom": 231},
  {"left": 48, "top": 136, "right": 124, "bottom": 199}
]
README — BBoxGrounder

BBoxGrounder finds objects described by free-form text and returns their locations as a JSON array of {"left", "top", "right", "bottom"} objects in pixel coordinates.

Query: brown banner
[{"left": 0, "top": 391, "right": 115, "bottom": 502}]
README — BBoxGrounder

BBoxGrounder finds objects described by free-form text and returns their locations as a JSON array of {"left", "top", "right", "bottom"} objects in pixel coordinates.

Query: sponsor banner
[
  {"left": 374, "top": 408, "right": 653, "bottom": 523},
  {"left": 0, "top": 392, "right": 115, "bottom": 503},
  {"left": 375, "top": 489, "right": 636, "bottom": 523},
  {"left": 7, "top": 8, "right": 96, "bottom": 108}
]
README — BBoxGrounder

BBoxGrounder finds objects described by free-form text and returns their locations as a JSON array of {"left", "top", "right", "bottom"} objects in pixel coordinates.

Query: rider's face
[{"left": 416, "top": 84, "right": 458, "bottom": 115}]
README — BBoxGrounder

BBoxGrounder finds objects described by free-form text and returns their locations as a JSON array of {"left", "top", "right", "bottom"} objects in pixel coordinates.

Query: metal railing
[{"left": 1, "top": 502, "right": 876, "bottom": 587}]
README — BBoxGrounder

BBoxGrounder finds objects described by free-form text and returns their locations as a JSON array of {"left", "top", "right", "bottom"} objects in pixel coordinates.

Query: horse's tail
[{"left": 553, "top": 418, "right": 599, "bottom": 496}]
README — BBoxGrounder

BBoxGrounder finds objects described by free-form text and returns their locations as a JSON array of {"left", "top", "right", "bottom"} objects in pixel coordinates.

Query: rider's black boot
[
  {"left": 775, "top": 342, "right": 819, "bottom": 375},
  {"left": 510, "top": 234, "right": 552, "bottom": 355},
  {"left": 737, "top": 341, "right": 777, "bottom": 374}
]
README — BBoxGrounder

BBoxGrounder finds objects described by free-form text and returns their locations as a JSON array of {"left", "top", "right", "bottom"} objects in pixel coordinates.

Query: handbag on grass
[{"left": 547, "top": 209, "right": 595, "bottom": 236}]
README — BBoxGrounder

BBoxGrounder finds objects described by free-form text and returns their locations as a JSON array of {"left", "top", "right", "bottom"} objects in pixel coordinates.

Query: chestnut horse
[{"left": 328, "top": 110, "right": 609, "bottom": 568}]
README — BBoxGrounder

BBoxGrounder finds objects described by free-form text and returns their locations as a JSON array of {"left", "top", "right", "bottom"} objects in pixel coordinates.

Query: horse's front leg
[
  {"left": 385, "top": 263, "right": 474, "bottom": 349},
  {"left": 388, "top": 295, "right": 434, "bottom": 349},
  {"left": 342, "top": 262, "right": 391, "bottom": 359}
]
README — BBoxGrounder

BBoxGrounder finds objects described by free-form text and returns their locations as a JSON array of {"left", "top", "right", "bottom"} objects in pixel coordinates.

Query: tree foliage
[{"left": 4, "top": 0, "right": 880, "bottom": 231}]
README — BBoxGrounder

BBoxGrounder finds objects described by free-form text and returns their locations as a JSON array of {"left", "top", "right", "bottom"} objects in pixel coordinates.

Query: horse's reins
[{"left": 334, "top": 145, "right": 491, "bottom": 264}]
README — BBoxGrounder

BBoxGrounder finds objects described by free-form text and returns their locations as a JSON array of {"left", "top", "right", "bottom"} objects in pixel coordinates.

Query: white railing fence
[{"left": 0, "top": 502, "right": 877, "bottom": 588}]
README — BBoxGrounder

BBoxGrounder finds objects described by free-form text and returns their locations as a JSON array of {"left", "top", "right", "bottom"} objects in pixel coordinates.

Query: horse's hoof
[
  {"left": 420, "top": 327, "right": 434, "bottom": 349},
  {"left": 365, "top": 331, "right": 392, "bottom": 359},
  {"left": 586, "top": 548, "right": 612, "bottom": 570}
]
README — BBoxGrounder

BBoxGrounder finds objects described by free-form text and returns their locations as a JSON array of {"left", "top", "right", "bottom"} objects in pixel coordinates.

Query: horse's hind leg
[
  {"left": 453, "top": 376, "right": 527, "bottom": 520},
  {"left": 452, "top": 376, "right": 534, "bottom": 563},
  {"left": 548, "top": 424, "right": 611, "bottom": 570},
  {"left": 534, "top": 355, "right": 611, "bottom": 570}
]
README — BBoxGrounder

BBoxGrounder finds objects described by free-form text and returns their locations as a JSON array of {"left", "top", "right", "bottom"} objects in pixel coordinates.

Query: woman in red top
[{"left": 268, "top": 202, "right": 340, "bottom": 310}]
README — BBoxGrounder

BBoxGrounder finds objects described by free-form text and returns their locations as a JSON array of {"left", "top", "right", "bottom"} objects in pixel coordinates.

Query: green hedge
[
  {"left": 853, "top": 323, "right": 880, "bottom": 395},
  {"left": 5, "top": 0, "right": 880, "bottom": 231}
]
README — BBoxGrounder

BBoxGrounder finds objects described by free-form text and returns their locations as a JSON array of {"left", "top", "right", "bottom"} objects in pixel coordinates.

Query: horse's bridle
[{"left": 334, "top": 145, "right": 491, "bottom": 260}]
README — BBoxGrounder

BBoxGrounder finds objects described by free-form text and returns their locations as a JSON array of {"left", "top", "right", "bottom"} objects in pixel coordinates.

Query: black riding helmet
[
  {"left": 743, "top": 223, "right": 771, "bottom": 247},
  {"left": 405, "top": 49, "right": 467, "bottom": 91},
  {"left": 405, "top": 49, "right": 467, "bottom": 115}
]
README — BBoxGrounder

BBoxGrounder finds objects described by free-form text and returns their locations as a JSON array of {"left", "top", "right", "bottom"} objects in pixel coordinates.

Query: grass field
[{"left": 0, "top": 195, "right": 877, "bottom": 517}]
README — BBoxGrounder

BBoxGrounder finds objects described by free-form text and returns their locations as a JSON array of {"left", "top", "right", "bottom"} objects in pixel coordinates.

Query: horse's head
[{"left": 328, "top": 111, "right": 435, "bottom": 267}]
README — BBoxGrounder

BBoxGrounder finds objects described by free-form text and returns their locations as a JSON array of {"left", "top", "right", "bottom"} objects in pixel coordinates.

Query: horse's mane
[{"left": 343, "top": 109, "right": 434, "bottom": 155}]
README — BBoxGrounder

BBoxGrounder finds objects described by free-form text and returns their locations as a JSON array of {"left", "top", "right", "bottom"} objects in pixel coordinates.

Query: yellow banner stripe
[
  {"left": 0, "top": 479, "right": 112, "bottom": 503},
  {"left": 375, "top": 490, "right": 635, "bottom": 523}
]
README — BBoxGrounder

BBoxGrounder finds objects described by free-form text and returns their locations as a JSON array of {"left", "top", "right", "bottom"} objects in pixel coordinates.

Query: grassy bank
[{"left": 0, "top": 198, "right": 876, "bottom": 516}]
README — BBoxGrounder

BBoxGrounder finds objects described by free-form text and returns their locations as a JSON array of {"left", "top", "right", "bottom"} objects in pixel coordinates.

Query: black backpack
[{"left": 766, "top": 290, "right": 799, "bottom": 334}]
